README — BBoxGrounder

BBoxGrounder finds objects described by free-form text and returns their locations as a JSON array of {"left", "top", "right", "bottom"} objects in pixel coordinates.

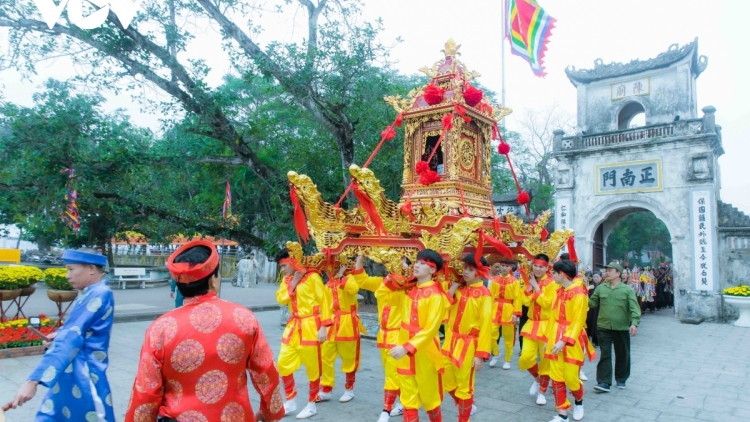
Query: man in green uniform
[{"left": 589, "top": 262, "right": 641, "bottom": 392}]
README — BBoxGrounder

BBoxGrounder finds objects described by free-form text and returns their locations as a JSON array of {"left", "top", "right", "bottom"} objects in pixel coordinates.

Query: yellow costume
[
  {"left": 276, "top": 271, "right": 332, "bottom": 402},
  {"left": 321, "top": 273, "right": 367, "bottom": 394},
  {"left": 489, "top": 274, "right": 522, "bottom": 360},
  {"left": 442, "top": 280, "right": 492, "bottom": 421},
  {"left": 351, "top": 270, "right": 405, "bottom": 413},
  {"left": 519, "top": 274, "right": 559, "bottom": 393},
  {"left": 544, "top": 282, "right": 590, "bottom": 410},
  {"left": 394, "top": 280, "right": 449, "bottom": 417}
]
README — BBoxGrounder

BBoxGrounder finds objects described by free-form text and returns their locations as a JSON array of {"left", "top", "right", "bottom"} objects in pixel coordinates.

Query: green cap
[{"left": 604, "top": 262, "right": 624, "bottom": 273}]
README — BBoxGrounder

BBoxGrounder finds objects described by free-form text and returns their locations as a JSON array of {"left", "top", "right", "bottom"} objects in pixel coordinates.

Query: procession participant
[
  {"left": 319, "top": 262, "right": 367, "bottom": 403},
  {"left": 10, "top": 248, "right": 116, "bottom": 422},
  {"left": 591, "top": 262, "right": 640, "bottom": 392},
  {"left": 352, "top": 255, "right": 409, "bottom": 422},
  {"left": 442, "top": 255, "right": 493, "bottom": 421},
  {"left": 558, "top": 253, "right": 591, "bottom": 382},
  {"left": 125, "top": 240, "right": 284, "bottom": 422},
  {"left": 389, "top": 249, "right": 450, "bottom": 422},
  {"left": 585, "top": 272, "right": 603, "bottom": 347},
  {"left": 544, "top": 260, "right": 590, "bottom": 422},
  {"left": 519, "top": 253, "right": 559, "bottom": 406},
  {"left": 488, "top": 257, "right": 522, "bottom": 370},
  {"left": 275, "top": 247, "right": 332, "bottom": 419}
]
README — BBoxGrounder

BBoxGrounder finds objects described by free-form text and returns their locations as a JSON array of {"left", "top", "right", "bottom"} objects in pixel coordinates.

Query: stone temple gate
[{"left": 552, "top": 38, "right": 750, "bottom": 322}]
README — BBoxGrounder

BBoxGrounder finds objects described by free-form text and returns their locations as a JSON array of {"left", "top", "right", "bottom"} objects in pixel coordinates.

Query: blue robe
[{"left": 28, "top": 279, "right": 116, "bottom": 421}]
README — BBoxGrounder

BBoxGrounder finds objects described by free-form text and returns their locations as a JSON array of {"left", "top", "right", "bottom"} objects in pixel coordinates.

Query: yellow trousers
[
  {"left": 442, "top": 354, "right": 475, "bottom": 400},
  {"left": 491, "top": 324, "right": 516, "bottom": 360},
  {"left": 549, "top": 354, "right": 583, "bottom": 410},
  {"left": 380, "top": 348, "right": 400, "bottom": 391},
  {"left": 518, "top": 338, "right": 549, "bottom": 374},
  {"left": 277, "top": 343, "right": 322, "bottom": 380},
  {"left": 399, "top": 354, "right": 443, "bottom": 411},
  {"left": 322, "top": 340, "right": 359, "bottom": 388}
]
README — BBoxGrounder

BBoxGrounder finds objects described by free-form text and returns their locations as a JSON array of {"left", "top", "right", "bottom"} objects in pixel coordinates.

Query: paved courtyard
[{"left": 1, "top": 305, "right": 749, "bottom": 421}]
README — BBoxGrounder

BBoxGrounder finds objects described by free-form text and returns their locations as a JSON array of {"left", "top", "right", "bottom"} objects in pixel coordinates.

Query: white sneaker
[
  {"left": 295, "top": 402, "right": 317, "bottom": 419},
  {"left": 529, "top": 380, "right": 540, "bottom": 396},
  {"left": 489, "top": 356, "right": 500, "bottom": 367},
  {"left": 283, "top": 399, "right": 297, "bottom": 416},
  {"left": 502, "top": 361, "right": 511, "bottom": 370},
  {"left": 470, "top": 404, "right": 477, "bottom": 416},
  {"left": 318, "top": 390, "right": 332, "bottom": 402},
  {"left": 339, "top": 389, "right": 355, "bottom": 402},
  {"left": 536, "top": 392, "right": 547, "bottom": 405},
  {"left": 389, "top": 402, "right": 404, "bottom": 417},
  {"left": 573, "top": 404, "right": 584, "bottom": 420},
  {"left": 548, "top": 416, "right": 566, "bottom": 422},
  {"left": 579, "top": 369, "right": 588, "bottom": 381},
  {"left": 377, "top": 411, "right": 391, "bottom": 422}
]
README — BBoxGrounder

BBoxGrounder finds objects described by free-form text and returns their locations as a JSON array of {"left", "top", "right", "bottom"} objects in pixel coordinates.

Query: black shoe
[
  {"left": 616, "top": 382, "right": 626, "bottom": 389},
  {"left": 593, "top": 383, "right": 610, "bottom": 392}
]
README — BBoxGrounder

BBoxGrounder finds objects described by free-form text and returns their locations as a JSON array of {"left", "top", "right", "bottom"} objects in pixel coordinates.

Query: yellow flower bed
[
  {"left": 43, "top": 268, "right": 73, "bottom": 290},
  {"left": 0, "top": 317, "right": 53, "bottom": 330},
  {"left": 0, "top": 266, "right": 44, "bottom": 289},
  {"left": 723, "top": 285, "right": 750, "bottom": 297}
]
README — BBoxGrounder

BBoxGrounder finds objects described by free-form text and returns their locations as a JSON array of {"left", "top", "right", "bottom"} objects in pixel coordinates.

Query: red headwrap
[
  {"left": 167, "top": 240, "right": 220, "bottom": 284},
  {"left": 279, "top": 257, "right": 306, "bottom": 273},
  {"left": 532, "top": 259, "right": 549, "bottom": 268}
]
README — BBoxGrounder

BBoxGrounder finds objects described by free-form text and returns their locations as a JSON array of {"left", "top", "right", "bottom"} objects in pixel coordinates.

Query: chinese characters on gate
[
  {"left": 692, "top": 191, "right": 715, "bottom": 291},
  {"left": 611, "top": 77, "right": 650, "bottom": 100},
  {"left": 596, "top": 159, "right": 662, "bottom": 195}
]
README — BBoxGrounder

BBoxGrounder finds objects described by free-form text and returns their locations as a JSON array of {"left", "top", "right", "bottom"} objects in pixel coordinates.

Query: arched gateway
[{"left": 552, "top": 39, "right": 749, "bottom": 322}]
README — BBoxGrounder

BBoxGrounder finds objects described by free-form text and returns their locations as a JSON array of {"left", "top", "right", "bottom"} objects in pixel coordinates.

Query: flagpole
[{"left": 501, "top": 0, "right": 507, "bottom": 127}]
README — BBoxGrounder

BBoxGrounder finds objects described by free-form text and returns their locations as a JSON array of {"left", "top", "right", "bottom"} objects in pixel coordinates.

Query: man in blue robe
[{"left": 10, "top": 248, "right": 116, "bottom": 422}]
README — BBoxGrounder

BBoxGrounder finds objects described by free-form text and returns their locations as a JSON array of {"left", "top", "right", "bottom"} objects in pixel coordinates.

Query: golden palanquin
[{"left": 287, "top": 40, "right": 572, "bottom": 277}]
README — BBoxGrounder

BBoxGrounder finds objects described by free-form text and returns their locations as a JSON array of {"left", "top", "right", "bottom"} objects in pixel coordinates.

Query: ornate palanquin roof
[{"left": 565, "top": 38, "right": 708, "bottom": 86}]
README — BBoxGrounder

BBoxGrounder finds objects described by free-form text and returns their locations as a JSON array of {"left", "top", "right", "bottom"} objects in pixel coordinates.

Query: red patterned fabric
[
  {"left": 539, "top": 374, "right": 550, "bottom": 393},
  {"left": 345, "top": 372, "right": 356, "bottom": 390},
  {"left": 457, "top": 397, "right": 474, "bottom": 422},
  {"left": 383, "top": 389, "right": 399, "bottom": 412},
  {"left": 403, "top": 408, "right": 420, "bottom": 422},
  {"left": 126, "top": 293, "right": 285, "bottom": 421},
  {"left": 283, "top": 374, "right": 297, "bottom": 399},
  {"left": 426, "top": 407, "right": 443, "bottom": 422},
  {"left": 527, "top": 362, "right": 539, "bottom": 378},
  {"left": 552, "top": 380, "right": 570, "bottom": 410}
]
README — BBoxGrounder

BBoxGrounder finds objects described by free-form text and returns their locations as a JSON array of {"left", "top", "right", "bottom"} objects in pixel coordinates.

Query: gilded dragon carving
[
  {"left": 349, "top": 164, "right": 411, "bottom": 234},
  {"left": 287, "top": 171, "right": 363, "bottom": 233}
]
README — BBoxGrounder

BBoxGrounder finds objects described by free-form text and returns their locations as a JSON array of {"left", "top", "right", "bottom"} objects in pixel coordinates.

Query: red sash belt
[
  {"left": 443, "top": 328, "right": 480, "bottom": 368},
  {"left": 284, "top": 307, "right": 321, "bottom": 346}
]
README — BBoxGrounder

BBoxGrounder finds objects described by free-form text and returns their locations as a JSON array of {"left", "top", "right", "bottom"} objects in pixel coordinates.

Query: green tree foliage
[{"left": 605, "top": 211, "right": 672, "bottom": 267}]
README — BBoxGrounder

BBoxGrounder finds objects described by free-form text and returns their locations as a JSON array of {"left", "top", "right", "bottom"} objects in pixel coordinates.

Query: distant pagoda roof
[{"left": 565, "top": 38, "right": 708, "bottom": 85}]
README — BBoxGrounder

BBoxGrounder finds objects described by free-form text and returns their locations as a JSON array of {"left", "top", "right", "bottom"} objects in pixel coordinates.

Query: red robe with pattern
[{"left": 125, "top": 292, "right": 285, "bottom": 422}]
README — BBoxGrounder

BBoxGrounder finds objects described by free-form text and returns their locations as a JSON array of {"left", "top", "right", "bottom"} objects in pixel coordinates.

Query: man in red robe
[{"left": 125, "top": 240, "right": 285, "bottom": 422}]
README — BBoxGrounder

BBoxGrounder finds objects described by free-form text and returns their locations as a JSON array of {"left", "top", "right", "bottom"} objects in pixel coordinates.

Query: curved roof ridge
[{"left": 565, "top": 38, "right": 708, "bottom": 85}]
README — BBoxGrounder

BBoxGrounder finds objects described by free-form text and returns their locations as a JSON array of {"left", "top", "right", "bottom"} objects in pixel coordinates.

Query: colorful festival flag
[
  {"left": 222, "top": 182, "right": 232, "bottom": 219},
  {"left": 505, "top": 0, "right": 556, "bottom": 77},
  {"left": 60, "top": 168, "right": 81, "bottom": 232}
]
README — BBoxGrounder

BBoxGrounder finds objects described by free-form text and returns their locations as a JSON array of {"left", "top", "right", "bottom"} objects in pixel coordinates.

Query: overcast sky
[{"left": 2, "top": 0, "right": 749, "bottom": 214}]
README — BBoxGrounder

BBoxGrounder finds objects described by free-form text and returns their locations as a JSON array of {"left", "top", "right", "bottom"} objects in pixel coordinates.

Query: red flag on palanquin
[{"left": 505, "top": 0, "right": 556, "bottom": 77}]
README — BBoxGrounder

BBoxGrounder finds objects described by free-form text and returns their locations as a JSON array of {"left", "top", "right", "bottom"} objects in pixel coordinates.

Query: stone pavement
[
  {"left": 10, "top": 280, "right": 280, "bottom": 322},
  {"left": 2, "top": 307, "right": 749, "bottom": 421}
]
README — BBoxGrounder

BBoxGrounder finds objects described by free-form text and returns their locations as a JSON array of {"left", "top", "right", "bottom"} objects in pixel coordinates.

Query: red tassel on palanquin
[
  {"left": 540, "top": 227, "right": 549, "bottom": 242},
  {"left": 415, "top": 160, "right": 430, "bottom": 176},
  {"left": 352, "top": 182, "right": 387, "bottom": 235},
  {"left": 419, "top": 170, "right": 441, "bottom": 186},
  {"left": 517, "top": 191, "right": 530, "bottom": 205},
  {"left": 567, "top": 235, "right": 578, "bottom": 263},
  {"left": 441, "top": 113, "right": 454, "bottom": 131},
  {"left": 289, "top": 187, "right": 310, "bottom": 243},
  {"left": 479, "top": 230, "right": 514, "bottom": 259},
  {"left": 498, "top": 142, "right": 511, "bottom": 155},
  {"left": 393, "top": 113, "right": 404, "bottom": 127},
  {"left": 399, "top": 200, "right": 417, "bottom": 222},
  {"left": 424, "top": 82, "right": 445, "bottom": 105}
]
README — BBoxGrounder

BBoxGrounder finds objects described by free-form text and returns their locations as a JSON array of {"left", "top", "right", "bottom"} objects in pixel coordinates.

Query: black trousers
[
  {"left": 596, "top": 328, "right": 630, "bottom": 385},
  {"left": 518, "top": 306, "right": 529, "bottom": 350}
]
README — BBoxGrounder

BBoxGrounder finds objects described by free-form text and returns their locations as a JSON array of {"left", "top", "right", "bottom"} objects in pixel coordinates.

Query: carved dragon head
[
  {"left": 349, "top": 164, "right": 385, "bottom": 199},
  {"left": 287, "top": 171, "right": 322, "bottom": 204}
]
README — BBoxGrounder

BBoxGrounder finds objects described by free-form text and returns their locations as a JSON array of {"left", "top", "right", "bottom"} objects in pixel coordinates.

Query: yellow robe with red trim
[
  {"left": 520, "top": 274, "right": 559, "bottom": 342},
  {"left": 489, "top": 274, "right": 522, "bottom": 325},
  {"left": 397, "top": 280, "right": 449, "bottom": 374},
  {"left": 544, "top": 282, "right": 594, "bottom": 366},
  {"left": 442, "top": 281, "right": 493, "bottom": 365},
  {"left": 325, "top": 275, "right": 367, "bottom": 342},
  {"left": 276, "top": 272, "right": 332, "bottom": 346}
]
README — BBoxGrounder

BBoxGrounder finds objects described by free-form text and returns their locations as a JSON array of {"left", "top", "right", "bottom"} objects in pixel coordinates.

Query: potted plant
[
  {"left": 0, "top": 267, "right": 23, "bottom": 302},
  {"left": 43, "top": 268, "right": 78, "bottom": 303},
  {"left": 723, "top": 285, "right": 750, "bottom": 327},
  {"left": 16, "top": 266, "right": 44, "bottom": 297}
]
